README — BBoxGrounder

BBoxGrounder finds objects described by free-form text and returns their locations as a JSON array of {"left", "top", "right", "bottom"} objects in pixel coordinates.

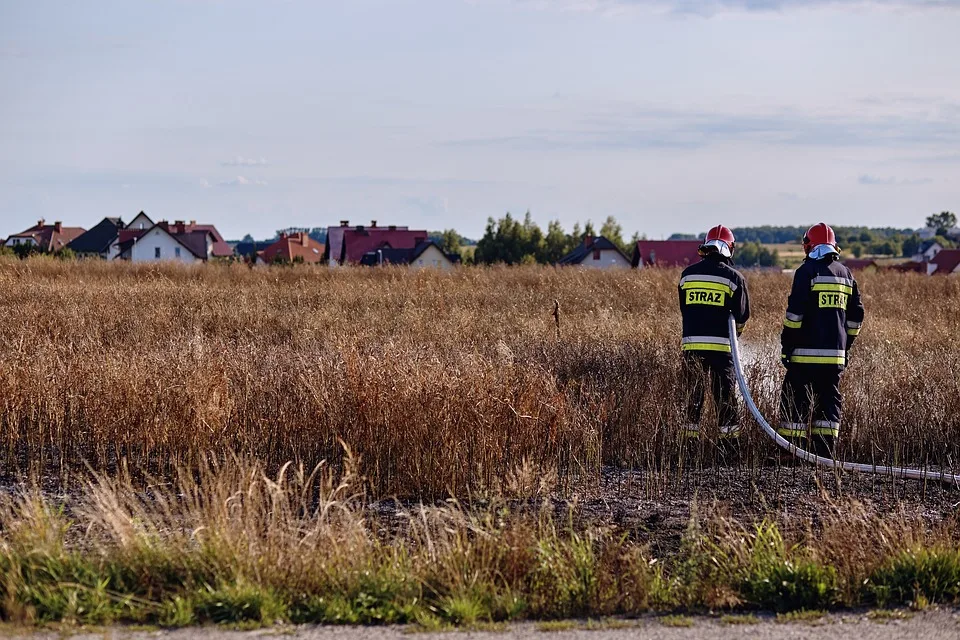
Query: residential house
[
  {"left": 930, "top": 249, "right": 960, "bottom": 275},
  {"left": 66, "top": 217, "right": 125, "bottom": 259},
  {"left": 631, "top": 240, "right": 702, "bottom": 268},
  {"left": 912, "top": 240, "right": 943, "bottom": 263},
  {"left": 126, "top": 221, "right": 215, "bottom": 263},
  {"left": 557, "top": 236, "right": 630, "bottom": 269},
  {"left": 114, "top": 212, "right": 155, "bottom": 260},
  {"left": 256, "top": 232, "right": 325, "bottom": 265},
  {"left": 358, "top": 240, "right": 460, "bottom": 270},
  {"left": 325, "top": 220, "right": 411, "bottom": 266},
  {"left": 327, "top": 221, "right": 428, "bottom": 266},
  {"left": 4, "top": 219, "right": 85, "bottom": 252}
]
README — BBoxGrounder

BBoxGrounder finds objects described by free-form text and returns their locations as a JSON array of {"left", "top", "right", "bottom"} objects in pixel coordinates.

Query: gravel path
[{"left": 5, "top": 610, "right": 959, "bottom": 640}]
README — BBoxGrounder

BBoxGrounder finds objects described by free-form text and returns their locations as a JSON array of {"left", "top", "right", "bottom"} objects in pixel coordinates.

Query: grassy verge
[{"left": 1, "top": 458, "right": 959, "bottom": 628}]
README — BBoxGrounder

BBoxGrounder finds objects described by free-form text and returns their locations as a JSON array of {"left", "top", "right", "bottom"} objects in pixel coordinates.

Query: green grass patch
[
  {"left": 775, "top": 610, "right": 828, "bottom": 625},
  {"left": 869, "top": 548, "right": 960, "bottom": 608},
  {"left": 867, "top": 609, "right": 914, "bottom": 623},
  {"left": 659, "top": 615, "right": 693, "bottom": 627},
  {"left": 720, "top": 614, "right": 760, "bottom": 625}
]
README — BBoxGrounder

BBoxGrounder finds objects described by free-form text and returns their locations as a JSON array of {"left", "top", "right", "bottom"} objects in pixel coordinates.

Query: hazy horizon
[{"left": 2, "top": 0, "right": 958, "bottom": 240}]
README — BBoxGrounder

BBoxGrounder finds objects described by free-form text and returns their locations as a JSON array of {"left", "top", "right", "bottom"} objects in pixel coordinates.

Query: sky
[{"left": 1, "top": 0, "right": 959, "bottom": 240}]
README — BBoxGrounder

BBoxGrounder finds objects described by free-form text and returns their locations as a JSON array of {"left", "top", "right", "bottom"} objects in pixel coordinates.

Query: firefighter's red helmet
[
  {"left": 700, "top": 225, "right": 736, "bottom": 258},
  {"left": 802, "top": 223, "right": 839, "bottom": 257}
]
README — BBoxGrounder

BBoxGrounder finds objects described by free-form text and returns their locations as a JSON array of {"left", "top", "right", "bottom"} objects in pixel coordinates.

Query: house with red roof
[
  {"left": 326, "top": 220, "right": 428, "bottom": 266},
  {"left": 120, "top": 220, "right": 216, "bottom": 263},
  {"left": 557, "top": 236, "right": 630, "bottom": 269},
  {"left": 631, "top": 240, "right": 702, "bottom": 269},
  {"left": 4, "top": 219, "right": 86, "bottom": 253},
  {"left": 930, "top": 249, "right": 960, "bottom": 275},
  {"left": 256, "top": 232, "right": 325, "bottom": 265}
]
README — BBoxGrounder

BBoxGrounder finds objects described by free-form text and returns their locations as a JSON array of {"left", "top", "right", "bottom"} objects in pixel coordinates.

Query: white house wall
[
  {"left": 578, "top": 249, "right": 631, "bottom": 269},
  {"left": 410, "top": 244, "right": 455, "bottom": 271},
  {"left": 130, "top": 228, "right": 202, "bottom": 263}
]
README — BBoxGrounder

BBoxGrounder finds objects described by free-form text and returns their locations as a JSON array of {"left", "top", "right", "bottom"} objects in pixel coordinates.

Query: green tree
[
  {"left": 599, "top": 215, "right": 632, "bottom": 255},
  {"left": 435, "top": 229, "right": 462, "bottom": 254},
  {"left": 902, "top": 234, "right": 921, "bottom": 258},
  {"left": 542, "top": 220, "right": 569, "bottom": 264},
  {"left": 473, "top": 212, "right": 546, "bottom": 265},
  {"left": 926, "top": 211, "right": 957, "bottom": 236}
]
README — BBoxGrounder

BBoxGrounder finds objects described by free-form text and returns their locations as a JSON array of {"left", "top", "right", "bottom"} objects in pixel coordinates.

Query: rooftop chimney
[
  {"left": 370, "top": 220, "right": 377, "bottom": 228},
  {"left": 301, "top": 232, "right": 309, "bottom": 247},
  {"left": 54, "top": 221, "right": 62, "bottom": 232},
  {"left": 189, "top": 220, "right": 196, "bottom": 226},
  {"left": 583, "top": 235, "right": 594, "bottom": 248},
  {"left": 340, "top": 220, "right": 350, "bottom": 227},
  {"left": 37, "top": 218, "right": 45, "bottom": 228}
]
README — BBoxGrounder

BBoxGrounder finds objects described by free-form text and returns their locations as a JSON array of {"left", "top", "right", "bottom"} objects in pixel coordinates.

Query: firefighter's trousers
[
  {"left": 682, "top": 351, "right": 740, "bottom": 439},
  {"left": 778, "top": 364, "right": 842, "bottom": 454}
]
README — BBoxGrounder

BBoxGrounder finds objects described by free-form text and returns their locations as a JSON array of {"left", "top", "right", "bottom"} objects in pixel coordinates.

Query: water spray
[{"left": 728, "top": 315, "right": 960, "bottom": 486}]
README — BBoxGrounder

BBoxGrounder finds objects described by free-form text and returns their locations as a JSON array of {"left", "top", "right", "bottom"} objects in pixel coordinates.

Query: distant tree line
[{"left": 471, "top": 212, "right": 640, "bottom": 265}]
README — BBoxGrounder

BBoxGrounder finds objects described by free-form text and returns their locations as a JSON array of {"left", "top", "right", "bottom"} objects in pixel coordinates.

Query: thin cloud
[
  {"left": 858, "top": 174, "right": 933, "bottom": 185},
  {"left": 221, "top": 156, "right": 269, "bottom": 167},
  {"left": 219, "top": 176, "right": 268, "bottom": 187}
]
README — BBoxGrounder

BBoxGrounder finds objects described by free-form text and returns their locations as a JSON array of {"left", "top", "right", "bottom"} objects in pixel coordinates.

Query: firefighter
[
  {"left": 779, "top": 222, "right": 865, "bottom": 458},
  {"left": 679, "top": 225, "right": 750, "bottom": 452}
]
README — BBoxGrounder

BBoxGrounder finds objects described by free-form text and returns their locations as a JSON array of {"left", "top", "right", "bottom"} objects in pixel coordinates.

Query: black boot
[
  {"left": 812, "top": 434, "right": 836, "bottom": 459},
  {"left": 778, "top": 437, "right": 807, "bottom": 466},
  {"left": 717, "top": 436, "right": 741, "bottom": 465}
]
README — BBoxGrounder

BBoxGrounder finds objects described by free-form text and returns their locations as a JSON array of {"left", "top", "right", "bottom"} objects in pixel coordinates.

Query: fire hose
[{"left": 727, "top": 315, "right": 960, "bottom": 486}]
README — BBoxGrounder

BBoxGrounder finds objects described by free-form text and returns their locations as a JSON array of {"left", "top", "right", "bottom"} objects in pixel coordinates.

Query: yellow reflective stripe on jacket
[
  {"left": 811, "top": 283, "right": 853, "bottom": 295},
  {"left": 783, "top": 318, "right": 802, "bottom": 329},
  {"left": 846, "top": 328, "right": 860, "bottom": 336}
]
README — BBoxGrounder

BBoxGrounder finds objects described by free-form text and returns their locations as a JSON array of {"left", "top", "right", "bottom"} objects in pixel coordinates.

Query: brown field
[
  {"left": 1, "top": 258, "right": 959, "bottom": 627},
  {"left": 1, "top": 258, "right": 958, "bottom": 496}
]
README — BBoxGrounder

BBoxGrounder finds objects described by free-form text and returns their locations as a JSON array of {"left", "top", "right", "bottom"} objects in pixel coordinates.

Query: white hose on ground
[{"left": 727, "top": 315, "right": 960, "bottom": 486}]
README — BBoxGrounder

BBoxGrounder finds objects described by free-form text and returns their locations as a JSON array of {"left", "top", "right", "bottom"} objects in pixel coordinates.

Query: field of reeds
[{"left": 0, "top": 258, "right": 959, "bottom": 627}]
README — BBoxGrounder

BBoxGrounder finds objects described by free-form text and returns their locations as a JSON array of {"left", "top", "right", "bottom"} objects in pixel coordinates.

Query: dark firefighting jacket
[
  {"left": 678, "top": 255, "right": 750, "bottom": 354},
  {"left": 780, "top": 256, "right": 865, "bottom": 367}
]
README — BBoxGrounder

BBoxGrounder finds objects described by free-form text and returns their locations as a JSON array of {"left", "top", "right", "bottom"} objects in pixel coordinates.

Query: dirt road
[{"left": 6, "top": 610, "right": 959, "bottom": 640}]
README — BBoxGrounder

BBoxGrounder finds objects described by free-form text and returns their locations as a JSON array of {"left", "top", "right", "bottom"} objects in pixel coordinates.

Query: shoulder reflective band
[
  {"left": 777, "top": 423, "right": 807, "bottom": 438},
  {"left": 682, "top": 336, "right": 731, "bottom": 353},
  {"left": 783, "top": 312, "right": 803, "bottom": 329},
  {"left": 789, "top": 348, "right": 846, "bottom": 365},
  {"left": 679, "top": 275, "right": 736, "bottom": 296}
]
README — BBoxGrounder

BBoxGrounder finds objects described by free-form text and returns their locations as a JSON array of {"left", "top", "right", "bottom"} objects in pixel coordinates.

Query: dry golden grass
[{"left": 0, "top": 258, "right": 958, "bottom": 497}]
